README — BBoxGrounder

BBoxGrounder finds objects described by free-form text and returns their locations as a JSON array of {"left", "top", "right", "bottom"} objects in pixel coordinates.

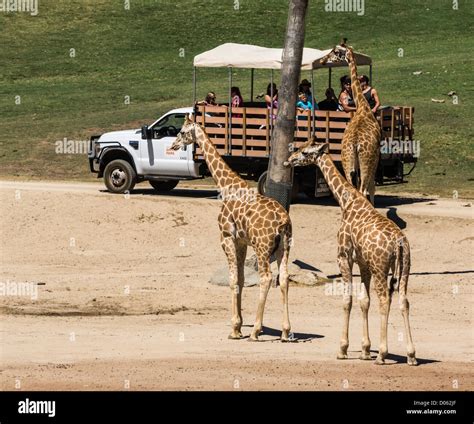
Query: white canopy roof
[{"left": 193, "top": 43, "right": 372, "bottom": 70}]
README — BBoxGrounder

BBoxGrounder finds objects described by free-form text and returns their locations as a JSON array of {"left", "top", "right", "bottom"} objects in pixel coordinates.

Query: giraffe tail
[
  {"left": 350, "top": 146, "right": 360, "bottom": 189},
  {"left": 391, "top": 237, "right": 410, "bottom": 295},
  {"left": 272, "top": 221, "right": 292, "bottom": 288}
]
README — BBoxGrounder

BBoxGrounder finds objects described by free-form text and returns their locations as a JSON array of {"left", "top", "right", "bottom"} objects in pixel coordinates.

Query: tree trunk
[{"left": 265, "top": 0, "right": 308, "bottom": 211}]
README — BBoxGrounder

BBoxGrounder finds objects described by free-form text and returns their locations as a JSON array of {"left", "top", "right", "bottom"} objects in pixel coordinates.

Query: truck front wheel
[
  {"left": 149, "top": 180, "right": 179, "bottom": 192},
  {"left": 103, "top": 159, "right": 136, "bottom": 194}
]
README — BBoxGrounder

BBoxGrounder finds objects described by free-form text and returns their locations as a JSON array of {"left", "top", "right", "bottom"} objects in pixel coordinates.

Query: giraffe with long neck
[
  {"left": 171, "top": 115, "right": 292, "bottom": 342},
  {"left": 285, "top": 141, "right": 417, "bottom": 366},
  {"left": 325, "top": 43, "right": 381, "bottom": 204}
]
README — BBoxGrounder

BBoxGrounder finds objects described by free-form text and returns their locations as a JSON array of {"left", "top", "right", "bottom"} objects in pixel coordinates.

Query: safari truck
[{"left": 88, "top": 43, "right": 417, "bottom": 198}]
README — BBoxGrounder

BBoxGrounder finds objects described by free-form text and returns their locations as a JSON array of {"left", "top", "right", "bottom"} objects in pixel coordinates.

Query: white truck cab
[{"left": 89, "top": 107, "right": 201, "bottom": 193}]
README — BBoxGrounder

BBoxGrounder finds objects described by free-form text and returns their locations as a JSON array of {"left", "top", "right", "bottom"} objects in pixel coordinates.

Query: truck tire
[
  {"left": 257, "top": 171, "right": 268, "bottom": 196},
  {"left": 103, "top": 159, "right": 136, "bottom": 194},
  {"left": 257, "top": 171, "right": 299, "bottom": 202},
  {"left": 149, "top": 180, "right": 179, "bottom": 192}
]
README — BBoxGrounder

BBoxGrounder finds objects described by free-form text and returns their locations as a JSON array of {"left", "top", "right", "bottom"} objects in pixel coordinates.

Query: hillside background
[{"left": 1, "top": 0, "right": 473, "bottom": 197}]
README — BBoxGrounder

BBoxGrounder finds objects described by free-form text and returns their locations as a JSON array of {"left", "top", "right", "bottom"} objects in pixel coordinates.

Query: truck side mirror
[{"left": 141, "top": 125, "right": 150, "bottom": 140}]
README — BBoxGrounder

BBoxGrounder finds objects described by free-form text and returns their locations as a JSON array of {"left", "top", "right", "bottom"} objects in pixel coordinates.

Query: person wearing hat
[{"left": 298, "top": 79, "right": 314, "bottom": 107}]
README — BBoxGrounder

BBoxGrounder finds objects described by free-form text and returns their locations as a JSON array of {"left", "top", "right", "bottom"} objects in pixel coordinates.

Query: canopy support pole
[
  {"left": 228, "top": 67, "right": 232, "bottom": 155},
  {"left": 369, "top": 64, "right": 373, "bottom": 84},
  {"left": 328, "top": 67, "right": 332, "bottom": 89},
  {"left": 311, "top": 69, "right": 315, "bottom": 138},
  {"left": 193, "top": 66, "right": 196, "bottom": 105},
  {"left": 270, "top": 69, "right": 274, "bottom": 134},
  {"left": 250, "top": 68, "right": 254, "bottom": 102}
]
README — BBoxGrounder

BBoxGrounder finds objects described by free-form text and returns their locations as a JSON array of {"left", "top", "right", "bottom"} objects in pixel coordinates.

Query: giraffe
[
  {"left": 323, "top": 43, "right": 381, "bottom": 204},
  {"left": 284, "top": 140, "right": 417, "bottom": 365},
  {"left": 171, "top": 115, "right": 293, "bottom": 342}
]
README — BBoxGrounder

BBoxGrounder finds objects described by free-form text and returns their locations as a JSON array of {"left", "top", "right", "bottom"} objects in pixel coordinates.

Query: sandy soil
[{"left": 0, "top": 180, "right": 473, "bottom": 391}]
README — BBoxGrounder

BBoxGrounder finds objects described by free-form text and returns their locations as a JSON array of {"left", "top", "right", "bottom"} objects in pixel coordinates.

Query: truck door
[{"left": 140, "top": 113, "right": 190, "bottom": 176}]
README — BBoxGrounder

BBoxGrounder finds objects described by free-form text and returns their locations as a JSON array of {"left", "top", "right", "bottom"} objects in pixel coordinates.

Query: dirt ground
[{"left": 0, "top": 180, "right": 473, "bottom": 391}]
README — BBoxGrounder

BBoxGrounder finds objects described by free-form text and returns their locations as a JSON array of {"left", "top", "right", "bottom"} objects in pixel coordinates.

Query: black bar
[{"left": 0, "top": 391, "right": 471, "bottom": 422}]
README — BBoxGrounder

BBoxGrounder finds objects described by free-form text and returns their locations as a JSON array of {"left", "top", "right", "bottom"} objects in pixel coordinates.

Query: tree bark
[{"left": 265, "top": 0, "right": 308, "bottom": 211}]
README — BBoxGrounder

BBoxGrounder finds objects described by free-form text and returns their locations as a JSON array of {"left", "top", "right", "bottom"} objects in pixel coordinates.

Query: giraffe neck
[
  {"left": 316, "top": 153, "right": 358, "bottom": 210},
  {"left": 194, "top": 125, "right": 248, "bottom": 190},
  {"left": 347, "top": 50, "right": 371, "bottom": 112}
]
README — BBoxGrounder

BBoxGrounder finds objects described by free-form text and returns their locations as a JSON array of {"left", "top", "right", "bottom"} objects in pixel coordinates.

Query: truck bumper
[{"left": 89, "top": 157, "right": 100, "bottom": 174}]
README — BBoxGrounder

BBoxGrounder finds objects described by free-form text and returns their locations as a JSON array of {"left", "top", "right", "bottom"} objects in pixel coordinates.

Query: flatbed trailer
[{"left": 193, "top": 103, "right": 417, "bottom": 197}]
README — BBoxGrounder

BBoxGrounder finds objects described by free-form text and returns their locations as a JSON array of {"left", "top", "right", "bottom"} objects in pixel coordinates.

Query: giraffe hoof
[
  {"left": 248, "top": 336, "right": 259, "bottom": 342},
  {"left": 359, "top": 353, "right": 372, "bottom": 360},
  {"left": 374, "top": 356, "right": 386, "bottom": 365},
  {"left": 337, "top": 353, "right": 348, "bottom": 360},
  {"left": 407, "top": 356, "right": 418, "bottom": 366},
  {"left": 228, "top": 333, "right": 243, "bottom": 340}
]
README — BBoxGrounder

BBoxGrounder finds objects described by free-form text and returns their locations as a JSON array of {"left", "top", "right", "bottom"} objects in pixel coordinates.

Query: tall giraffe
[
  {"left": 324, "top": 43, "right": 381, "bottom": 204},
  {"left": 285, "top": 141, "right": 417, "bottom": 365},
  {"left": 171, "top": 115, "right": 293, "bottom": 342}
]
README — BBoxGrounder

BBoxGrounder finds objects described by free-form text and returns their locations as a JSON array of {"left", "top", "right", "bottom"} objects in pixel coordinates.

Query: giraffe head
[
  {"left": 284, "top": 140, "right": 329, "bottom": 168},
  {"left": 170, "top": 114, "right": 198, "bottom": 151},
  {"left": 320, "top": 38, "right": 354, "bottom": 66}
]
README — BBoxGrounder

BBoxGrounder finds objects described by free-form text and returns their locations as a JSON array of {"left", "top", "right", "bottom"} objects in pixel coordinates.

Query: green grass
[{"left": 1, "top": 0, "right": 473, "bottom": 197}]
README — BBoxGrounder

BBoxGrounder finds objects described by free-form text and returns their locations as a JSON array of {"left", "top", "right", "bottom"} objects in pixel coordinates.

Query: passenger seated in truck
[
  {"left": 318, "top": 87, "right": 339, "bottom": 111},
  {"left": 338, "top": 76, "right": 356, "bottom": 112},
  {"left": 358, "top": 75, "right": 380, "bottom": 113},
  {"left": 265, "top": 83, "right": 278, "bottom": 119},
  {"left": 196, "top": 92, "right": 217, "bottom": 106},
  {"left": 296, "top": 92, "right": 315, "bottom": 114},
  {"left": 298, "top": 79, "right": 314, "bottom": 106}
]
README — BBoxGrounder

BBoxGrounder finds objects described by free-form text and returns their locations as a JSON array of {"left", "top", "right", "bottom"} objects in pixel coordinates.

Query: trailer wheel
[
  {"left": 149, "top": 180, "right": 179, "bottom": 192},
  {"left": 104, "top": 159, "right": 136, "bottom": 194},
  {"left": 257, "top": 171, "right": 268, "bottom": 196}
]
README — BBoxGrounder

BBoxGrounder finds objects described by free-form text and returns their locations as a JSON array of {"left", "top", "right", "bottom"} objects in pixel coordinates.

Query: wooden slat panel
[
  {"left": 314, "top": 131, "right": 344, "bottom": 140},
  {"left": 229, "top": 117, "right": 268, "bottom": 126},
  {"left": 204, "top": 116, "right": 229, "bottom": 124},
  {"left": 228, "top": 128, "right": 267, "bottom": 136},
  {"left": 293, "top": 141, "right": 343, "bottom": 151},
  {"left": 228, "top": 139, "right": 273, "bottom": 147}
]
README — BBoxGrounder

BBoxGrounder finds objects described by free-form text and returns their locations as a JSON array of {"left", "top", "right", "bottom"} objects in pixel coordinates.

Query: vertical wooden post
[
  {"left": 307, "top": 110, "right": 311, "bottom": 142},
  {"left": 224, "top": 107, "right": 229, "bottom": 155},
  {"left": 265, "top": 108, "right": 270, "bottom": 155},
  {"left": 391, "top": 109, "right": 395, "bottom": 140},
  {"left": 325, "top": 111, "right": 330, "bottom": 143},
  {"left": 242, "top": 108, "right": 247, "bottom": 156}
]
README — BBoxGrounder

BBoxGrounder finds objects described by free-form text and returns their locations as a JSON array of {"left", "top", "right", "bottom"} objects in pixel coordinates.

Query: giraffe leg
[
  {"left": 399, "top": 279, "right": 417, "bottom": 365},
  {"left": 358, "top": 265, "right": 371, "bottom": 360},
  {"left": 221, "top": 236, "right": 243, "bottom": 340},
  {"left": 249, "top": 256, "right": 272, "bottom": 342},
  {"left": 235, "top": 242, "right": 247, "bottom": 337},
  {"left": 374, "top": 274, "right": 392, "bottom": 365},
  {"left": 276, "top": 234, "right": 291, "bottom": 342},
  {"left": 337, "top": 242, "right": 354, "bottom": 359}
]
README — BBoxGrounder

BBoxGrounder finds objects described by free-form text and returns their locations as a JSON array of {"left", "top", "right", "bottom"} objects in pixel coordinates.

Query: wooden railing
[{"left": 194, "top": 105, "right": 415, "bottom": 162}]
